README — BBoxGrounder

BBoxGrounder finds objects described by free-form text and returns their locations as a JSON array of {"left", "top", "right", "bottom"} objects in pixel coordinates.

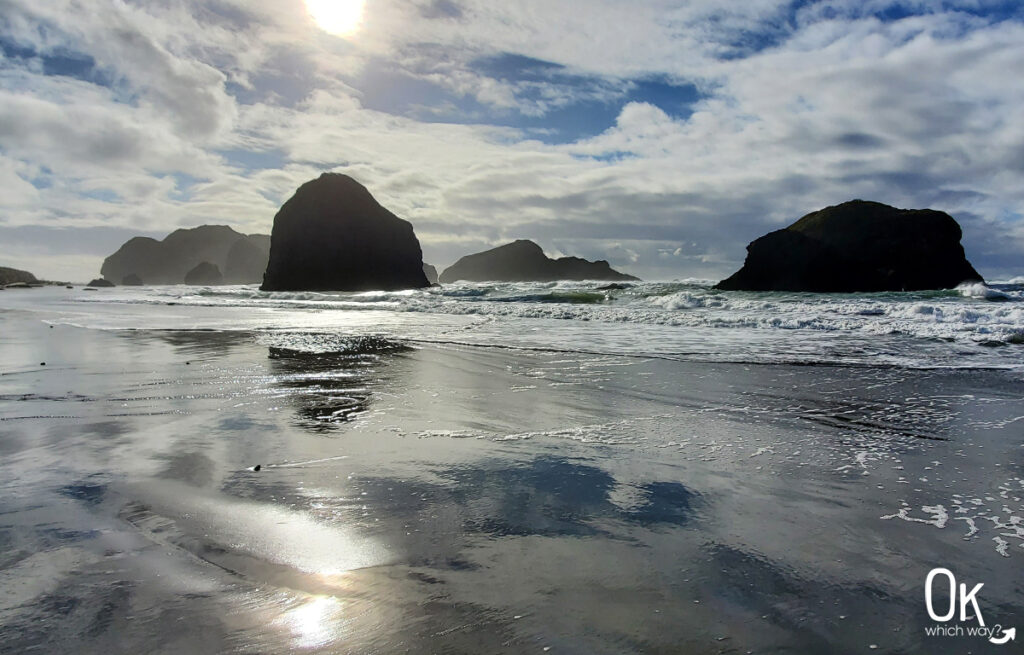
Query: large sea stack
[
  {"left": 261, "top": 173, "right": 429, "bottom": 291},
  {"left": 439, "top": 240, "right": 639, "bottom": 283},
  {"left": 716, "top": 200, "right": 983, "bottom": 292},
  {"left": 101, "top": 226, "right": 270, "bottom": 285}
]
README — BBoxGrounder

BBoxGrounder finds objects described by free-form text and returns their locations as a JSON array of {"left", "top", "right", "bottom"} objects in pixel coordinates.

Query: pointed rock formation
[
  {"left": 423, "top": 263, "right": 439, "bottom": 285},
  {"left": 716, "top": 200, "right": 983, "bottom": 292},
  {"left": 439, "top": 240, "right": 639, "bottom": 283},
  {"left": 184, "top": 261, "right": 223, "bottom": 285},
  {"left": 261, "top": 173, "right": 430, "bottom": 291}
]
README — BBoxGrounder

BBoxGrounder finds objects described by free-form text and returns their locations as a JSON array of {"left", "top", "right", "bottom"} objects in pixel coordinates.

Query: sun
[{"left": 305, "top": 0, "right": 365, "bottom": 36}]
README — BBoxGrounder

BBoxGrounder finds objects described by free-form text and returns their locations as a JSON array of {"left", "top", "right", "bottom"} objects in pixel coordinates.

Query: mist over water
[{"left": 1, "top": 285, "right": 1022, "bottom": 654}]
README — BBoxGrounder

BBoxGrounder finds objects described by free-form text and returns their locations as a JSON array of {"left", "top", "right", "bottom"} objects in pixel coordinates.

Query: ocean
[{"left": 1, "top": 281, "right": 1022, "bottom": 653}]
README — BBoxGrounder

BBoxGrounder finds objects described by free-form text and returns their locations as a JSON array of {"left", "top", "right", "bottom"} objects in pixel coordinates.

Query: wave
[
  {"left": 956, "top": 282, "right": 1014, "bottom": 301},
  {"left": 68, "top": 281, "right": 1024, "bottom": 370},
  {"left": 485, "top": 291, "right": 608, "bottom": 304}
]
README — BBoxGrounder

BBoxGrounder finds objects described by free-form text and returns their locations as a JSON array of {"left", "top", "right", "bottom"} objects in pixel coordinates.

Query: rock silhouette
[
  {"left": 184, "top": 261, "right": 223, "bottom": 285},
  {"left": 101, "top": 226, "right": 269, "bottom": 285},
  {"left": 0, "top": 266, "right": 38, "bottom": 285},
  {"left": 423, "top": 263, "right": 439, "bottom": 285},
  {"left": 439, "top": 240, "right": 639, "bottom": 283},
  {"left": 121, "top": 274, "right": 143, "bottom": 286},
  {"left": 88, "top": 278, "right": 115, "bottom": 287},
  {"left": 224, "top": 235, "right": 271, "bottom": 284},
  {"left": 716, "top": 200, "right": 983, "bottom": 292},
  {"left": 261, "top": 173, "right": 430, "bottom": 291}
]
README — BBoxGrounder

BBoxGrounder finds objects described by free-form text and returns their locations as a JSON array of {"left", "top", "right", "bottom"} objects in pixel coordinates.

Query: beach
[{"left": 1, "top": 285, "right": 1023, "bottom": 653}]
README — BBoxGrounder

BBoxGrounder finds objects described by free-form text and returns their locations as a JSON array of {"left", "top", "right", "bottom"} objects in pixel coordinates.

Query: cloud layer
[{"left": 1, "top": 0, "right": 1022, "bottom": 281}]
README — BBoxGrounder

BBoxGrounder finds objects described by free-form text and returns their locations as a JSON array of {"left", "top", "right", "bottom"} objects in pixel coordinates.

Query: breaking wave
[{"left": 71, "top": 278, "right": 1024, "bottom": 369}]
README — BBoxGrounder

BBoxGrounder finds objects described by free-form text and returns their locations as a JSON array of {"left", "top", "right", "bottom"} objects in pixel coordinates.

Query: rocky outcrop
[
  {"left": 716, "top": 200, "right": 984, "bottom": 292},
  {"left": 261, "top": 173, "right": 430, "bottom": 291},
  {"left": 0, "top": 266, "right": 38, "bottom": 285},
  {"left": 423, "top": 263, "right": 439, "bottom": 285},
  {"left": 101, "top": 226, "right": 269, "bottom": 285},
  {"left": 88, "top": 278, "right": 115, "bottom": 288},
  {"left": 224, "top": 235, "right": 271, "bottom": 284},
  {"left": 439, "top": 240, "right": 639, "bottom": 283},
  {"left": 184, "top": 261, "right": 223, "bottom": 285},
  {"left": 122, "top": 274, "right": 143, "bottom": 286}
]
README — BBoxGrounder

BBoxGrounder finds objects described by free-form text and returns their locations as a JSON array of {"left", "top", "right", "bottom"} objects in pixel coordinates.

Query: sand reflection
[{"left": 276, "top": 595, "right": 348, "bottom": 649}]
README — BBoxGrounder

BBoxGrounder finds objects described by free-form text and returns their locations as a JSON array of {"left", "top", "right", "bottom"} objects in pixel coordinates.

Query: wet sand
[{"left": 1, "top": 307, "right": 1023, "bottom": 654}]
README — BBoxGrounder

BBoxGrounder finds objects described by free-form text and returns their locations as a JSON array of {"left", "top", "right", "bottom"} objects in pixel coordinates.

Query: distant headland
[
  {"left": 0, "top": 266, "right": 38, "bottom": 287},
  {"left": 101, "top": 226, "right": 270, "bottom": 286}
]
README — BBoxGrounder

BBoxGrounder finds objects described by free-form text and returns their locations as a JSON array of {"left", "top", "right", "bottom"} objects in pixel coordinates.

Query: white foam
[
  {"left": 880, "top": 503, "right": 948, "bottom": 528},
  {"left": 956, "top": 282, "right": 1012, "bottom": 300},
  {"left": 59, "top": 280, "right": 1024, "bottom": 369}
]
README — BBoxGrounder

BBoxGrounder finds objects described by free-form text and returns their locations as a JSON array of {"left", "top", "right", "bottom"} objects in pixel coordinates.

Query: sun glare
[
  {"left": 278, "top": 596, "right": 346, "bottom": 649},
  {"left": 305, "top": 0, "right": 365, "bottom": 36}
]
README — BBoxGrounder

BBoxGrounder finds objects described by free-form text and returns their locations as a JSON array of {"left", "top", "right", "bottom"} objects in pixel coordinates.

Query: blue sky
[{"left": 1, "top": 0, "right": 1023, "bottom": 281}]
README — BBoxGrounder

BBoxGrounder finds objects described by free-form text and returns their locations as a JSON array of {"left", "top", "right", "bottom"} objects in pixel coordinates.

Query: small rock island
[
  {"left": 439, "top": 240, "right": 639, "bottom": 283},
  {"left": 261, "top": 173, "right": 430, "bottom": 291},
  {"left": 715, "top": 200, "right": 983, "bottom": 292}
]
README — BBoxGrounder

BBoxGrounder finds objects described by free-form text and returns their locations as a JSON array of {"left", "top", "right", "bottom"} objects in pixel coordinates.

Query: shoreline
[{"left": 1, "top": 304, "right": 1023, "bottom": 652}]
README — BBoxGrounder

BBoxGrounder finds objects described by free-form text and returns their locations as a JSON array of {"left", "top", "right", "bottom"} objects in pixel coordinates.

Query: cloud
[
  {"left": 2, "top": 0, "right": 239, "bottom": 138},
  {"left": 0, "top": 0, "right": 1023, "bottom": 282}
]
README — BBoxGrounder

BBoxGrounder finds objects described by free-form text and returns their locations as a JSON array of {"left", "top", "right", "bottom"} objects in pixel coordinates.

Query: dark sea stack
[
  {"left": 0, "top": 266, "right": 38, "bottom": 285},
  {"left": 88, "top": 278, "right": 115, "bottom": 287},
  {"left": 122, "top": 273, "right": 143, "bottom": 286},
  {"left": 101, "top": 226, "right": 264, "bottom": 285},
  {"left": 423, "top": 263, "right": 439, "bottom": 285},
  {"left": 715, "top": 200, "right": 984, "bottom": 292},
  {"left": 224, "top": 235, "right": 271, "bottom": 284},
  {"left": 439, "top": 240, "right": 640, "bottom": 283},
  {"left": 261, "top": 173, "right": 430, "bottom": 291},
  {"left": 184, "top": 261, "right": 223, "bottom": 285}
]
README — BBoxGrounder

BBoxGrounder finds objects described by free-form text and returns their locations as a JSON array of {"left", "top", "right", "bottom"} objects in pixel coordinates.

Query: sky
[{"left": 1, "top": 0, "right": 1023, "bottom": 282}]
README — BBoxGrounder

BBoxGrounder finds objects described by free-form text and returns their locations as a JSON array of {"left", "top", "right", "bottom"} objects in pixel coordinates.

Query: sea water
[{"left": 0, "top": 282, "right": 1022, "bottom": 654}]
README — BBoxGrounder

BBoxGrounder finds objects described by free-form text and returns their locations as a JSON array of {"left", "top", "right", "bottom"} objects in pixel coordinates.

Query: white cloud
[{"left": 1, "top": 0, "right": 1023, "bottom": 282}]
